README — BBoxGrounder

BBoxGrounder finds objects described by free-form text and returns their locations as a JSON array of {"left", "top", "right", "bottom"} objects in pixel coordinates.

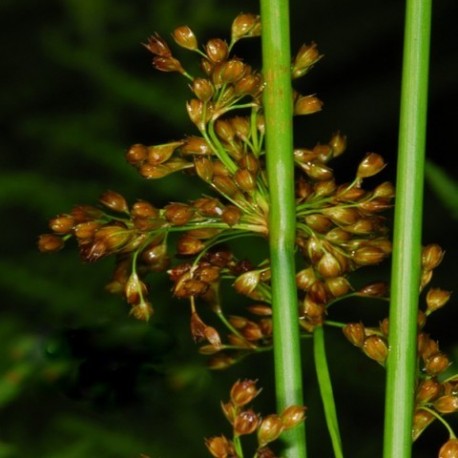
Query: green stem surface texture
[
  {"left": 260, "top": 1, "right": 307, "bottom": 457},
  {"left": 383, "top": 0, "right": 432, "bottom": 457}
]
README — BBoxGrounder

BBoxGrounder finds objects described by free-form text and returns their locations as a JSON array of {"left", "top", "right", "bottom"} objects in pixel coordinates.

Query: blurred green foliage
[{"left": 1, "top": 0, "right": 457, "bottom": 456}]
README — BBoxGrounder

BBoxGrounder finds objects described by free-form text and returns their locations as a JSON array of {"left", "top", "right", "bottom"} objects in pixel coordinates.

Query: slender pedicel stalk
[
  {"left": 260, "top": 1, "right": 306, "bottom": 457},
  {"left": 383, "top": 0, "right": 432, "bottom": 456},
  {"left": 313, "top": 326, "right": 344, "bottom": 458}
]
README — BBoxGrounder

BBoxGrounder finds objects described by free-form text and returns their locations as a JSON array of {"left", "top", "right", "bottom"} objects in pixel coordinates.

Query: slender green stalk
[
  {"left": 313, "top": 326, "right": 344, "bottom": 458},
  {"left": 260, "top": 1, "right": 306, "bottom": 457},
  {"left": 383, "top": 0, "right": 432, "bottom": 457}
]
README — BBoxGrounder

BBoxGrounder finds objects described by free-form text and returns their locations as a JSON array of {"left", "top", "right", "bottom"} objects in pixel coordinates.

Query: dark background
[{"left": 1, "top": 0, "right": 457, "bottom": 457}]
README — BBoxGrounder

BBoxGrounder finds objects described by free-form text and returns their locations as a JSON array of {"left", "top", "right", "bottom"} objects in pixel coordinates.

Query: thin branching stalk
[
  {"left": 260, "top": 0, "right": 307, "bottom": 456},
  {"left": 383, "top": 0, "right": 433, "bottom": 456}
]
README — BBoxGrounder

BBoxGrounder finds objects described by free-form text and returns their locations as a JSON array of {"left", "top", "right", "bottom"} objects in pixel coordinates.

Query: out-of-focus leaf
[{"left": 425, "top": 160, "right": 458, "bottom": 219}]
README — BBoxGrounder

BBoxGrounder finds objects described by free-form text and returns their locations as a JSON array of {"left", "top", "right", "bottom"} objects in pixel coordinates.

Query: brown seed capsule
[
  {"left": 325, "top": 276, "right": 351, "bottom": 297},
  {"left": 356, "top": 153, "right": 386, "bottom": 179},
  {"left": 322, "top": 206, "right": 359, "bottom": 226},
  {"left": 234, "top": 168, "right": 257, "bottom": 192},
  {"left": 304, "top": 214, "right": 333, "bottom": 233},
  {"left": 177, "top": 235, "right": 205, "bottom": 255},
  {"left": 257, "top": 414, "right": 284, "bottom": 447},
  {"left": 343, "top": 323, "right": 366, "bottom": 348},
  {"left": 296, "top": 267, "right": 316, "bottom": 291},
  {"left": 194, "top": 156, "right": 214, "bottom": 182},
  {"left": 439, "top": 439, "right": 458, "bottom": 458},
  {"left": 417, "top": 333, "right": 439, "bottom": 360},
  {"left": 152, "top": 55, "right": 185, "bottom": 74},
  {"left": 335, "top": 184, "right": 366, "bottom": 202},
  {"left": 234, "top": 73, "right": 264, "bottom": 97},
  {"left": 143, "top": 33, "right": 171, "bottom": 57},
  {"left": 206, "top": 38, "right": 229, "bottom": 63},
  {"left": 362, "top": 335, "right": 388, "bottom": 365},
  {"left": 352, "top": 246, "right": 386, "bottom": 266},
  {"left": 300, "top": 162, "right": 333, "bottom": 181},
  {"left": 426, "top": 288, "right": 451, "bottom": 314},
  {"left": 205, "top": 435, "right": 235, "bottom": 458},
  {"left": 247, "top": 304, "right": 272, "bottom": 316},
  {"left": 412, "top": 408, "right": 435, "bottom": 441},
  {"left": 131, "top": 200, "right": 159, "bottom": 219},
  {"left": 171, "top": 25, "right": 198, "bottom": 50},
  {"left": 208, "top": 353, "right": 237, "bottom": 370},
  {"left": 186, "top": 98, "right": 207, "bottom": 131},
  {"left": 146, "top": 142, "right": 182, "bottom": 165},
  {"left": 230, "top": 379, "right": 261, "bottom": 406},
  {"left": 191, "top": 78, "right": 214, "bottom": 102},
  {"left": 99, "top": 190, "right": 129, "bottom": 214},
  {"left": 38, "top": 234, "right": 64, "bottom": 252},
  {"left": 434, "top": 395, "right": 458, "bottom": 414},
  {"left": 74, "top": 221, "right": 101, "bottom": 241},
  {"left": 317, "top": 252, "right": 343, "bottom": 278},
  {"left": 219, "top": 59, "right": 246, "bottom": 84},
  {"left": 215, "top": 119, "right": 235, "bottom": 143},
  {"left": 213, "top": 175, "right": 239, "bottom": 197},
  {"left": 180, "top": 136, "right": 212, "bottom": 156},
  {"left": 126, "top": 143, "right": 148, "bottom": 165},
  {"left": 379, "top": 318, "right": 389, "bottom": 336},
  {"left": 294, "top": 94, "right": 323, "bottom": 115},
  {"left": 164, "top": 203, "right": 194, "bottom": 226},
  {"left": 231, "top": 13, "right": 261, "bottom": 42},
  {"left": 422, "top": 243, "right": 445, "bottom": 271},
  {"left": 328, "top": 131, "right": 347, "bottom": 158},
  {"left": 221, "top": 205, "right": 242, "bottom": 226},
  {"left": 424, "top": 352, "right": 450, "bottom": 376},
  {"left": 358, "top": 282, "right": 388, "bottom": 297},
  {"left": 373, "top": 181, "right": 395, "bottom": 199},
  {"left": 280, "top": 405, "right": 307, "bottom": 430},
  {"left": 234, "top": 409, "right": 260, "bottom": 436},
  {"left": 234, "top": 270, "right": 261, "bottom": 297},
  {"left": 292, "top": 42, "right": 321, "bottom": 79},
  {"left": 49, "top": 214, "right": 75, "bottom": 234},
  {"left": 130, "top": 299, "right": 153, "bottom": 321},
  {"left": 416, "top": 378, "right": 442, "bottom": 404}
]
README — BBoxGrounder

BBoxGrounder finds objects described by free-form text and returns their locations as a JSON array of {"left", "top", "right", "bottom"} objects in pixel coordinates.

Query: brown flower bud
[
  {"left": 219, "top": 60, "right": 246, "bottom": 84},
  {"left": 439, "top": 439, "right": 458, "bottom": 458},
  {"left": 230, "top": 379, "right": 261, "bottom": 406},
  {"left": 328, "top": 131, "right": 347, "bottom": 158},
  {"left": 281, "top": 405, "right": 307, "bottom": 430},
  {"left": 186, "top": 98, "right": 207, "bottom": 131},
  {"left": 416, "top": 378, "right": 442, "bottom": 404},
  {"left": 294, "top": 95, "right": 323, "bottom": 115},
  {"left": 126, "top": 143, "right": 148, "bottom": 165},
  {"left": 412, "top": 408, "right": 434, "bottom": 441},
  {"left": 194, "top": 156, "right": 214, "bottom": 182},
  {"left": 180, "top": 136, "right": 212, "bottom": 156},
  {"left": 422, "top": 244, "right": 445, "bottom": 271},
  {"left": 424, "top": 352, "right": 450, "bottom": 376},
  {"left": 325, "top": 276, "right": 351, "bottom": 297},
  {"left": 164, "top": 203, "right": 194, "bottom": 226},
  {"left": 213, "top": 160, "right": 231, "bottom": 177},
  {"left": 143, "top": 33, "right": 171, "bottom": 57},
  {"left": 206, "top": 38, "right": 229, "bottom": 63},
  {"left": 177, "top": 235, "right": 205, "bottom": 255},
  {"left": 362, "top": 335, "right": 388, "bottom": 365},
  {"left": 356, "top": 153, "right": 386, "bottom": 179},
  {"left": 343, "top": 323, "right": 366, "bottom": 348},
  {"left": 213, "top": 175, "right": 239, "bottom": 197},
  {"left": 292, "top": 42, "right": 321, "bottom": 79},
  {"left": 234, "top": 409, "right": 260, "bottom": 436},
  {"left": 304, "top": 214, "right": 333, "bottom": 233},
  {"left": 231, "top": 13, "right": 261, "bottom": 42},
  {"left": 379, "top": 318, "right": 389, "bottom": 336},
  {"left": 300, "top": 162, "right": 333, "bottom": 181},
  {"left": 234, "top": 168, "right": 257, "bottom": 192},
  {"left": 352, "top": 246, "right": 386, "bottom": 266},
  {"left": 358, "top": 282, "right": 388, "bottom": 297},
  {"left": 373, "top": 181, "right": 395, "bottom": 199},
  {"left": 215, "top": 119, "right": 235, "bottom": 143},
  {"left": 208, "top": 353, "right": 237, "bottom": 370},
  {"left": 335, "top": 184, "right": 366, "bottom": 202},
  {"left": 296, "top": 267, "right": 316, "bottom": 291},
  {"left": 221, "top": 205, "right": 242, "bottom": 226},
  {"left": 131, "top": 200, "right": 159, "bottom": 219},
  {"left": 205, "top": 435, "right": 235, "bottom": 458},
  {"left": 191, "top": 78, "right": 214, "bottom": 102},
  {"left": 257, "top": 414, "right": 284, "bottom": 447},
  {"left": 130, "top": 300, "right": 153, "bottom": 321},
  {"left": 317, "top": 252, "right": 343, "bottom": 278},
  {"left": 74, "top": 221, "right": 101, "bottom": 241},
  {"left": 139, "top": 158, "right": 191, "bottom": 179},
  {"left": 322, "top": 207, "right": 359, "bottom": 226},
  {"left": 234, "top": 270, "right": 261, "bottom": 297},
  {"left": 152, "top": 55, "right": 185, "bottom": 74},
  {"left": 49, "top": 214, "right": 75, "bottom": 234},
  {"left": 426, "top": 288, "right": 451, "bottom": 314},
  {"left": 434, "top": 395, "right": 458, "bottom": 414},
  {"left": 417, "top": 333, "right": 439, "bottom": 360},
  {"left": 146, "top": 142, "right": 183, "bottom": 165},
  {"left": 38, "top": 234, "right": 64, "bottom": 252},
  {"left": 325, "top": 227, "right": 351, "bottom": 244},
  {"left": 234, "top": 73, "right": 264, "bottom": 97},
  {"left": 247, "top": 304, "right": 272, "bottom": 316},
  {"left": 99, "top": 190, "right": 129, "bottom": 214},
  {"left": 172, "top": 25, "right": 198, "bottom": 50}
]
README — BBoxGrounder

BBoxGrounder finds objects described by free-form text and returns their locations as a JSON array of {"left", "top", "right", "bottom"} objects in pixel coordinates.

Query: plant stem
[
  {"left": 260, "top": 1, "right": 306, "bottom": 457},
  {"left": 313, "top": 326, "right": 344, "bottom": 458},
  {"left": 383, "top": 0, "right": 432, "bottom": 457}
]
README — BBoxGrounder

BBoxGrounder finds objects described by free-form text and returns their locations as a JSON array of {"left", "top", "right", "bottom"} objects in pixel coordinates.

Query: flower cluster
[
  {"left": 205, "top": 379, "right": 306, "bottom": 457},
  {"left": 343, "top": 243, "right": 458, "bottom": 452}
]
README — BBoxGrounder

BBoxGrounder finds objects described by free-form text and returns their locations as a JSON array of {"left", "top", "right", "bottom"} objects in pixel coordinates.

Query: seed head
[
  {"left": 231, "top": 13, "right": 261, "bottom": 42},
  {"left": 280, "top": 405, "right": 307, "bottom": 430},
  {"left": 205, "top": 435, "right": 235, "bottom": 458},
  {"left": 294, "top": 94, "right": 323, "bottom": 115},
  {"left": 343, "top": 323, "right": 366, "bottom": 348},
  {"left": 99, "top": 190, "right": 129, "bottom": 214},
  {"left": 234, "top": 409, "right": 260, "bottom": 436},
  {"left": 356, "top": 153, "right": 386, "bottom": 179},
  {"left": 426, "top": 288, "right": 452, "bottom": 314},
  {"left": 362, "top": 335, "right": 388, "bottom": 365},
  {"left": 172, "top": 25, "right": 198, "bottom": 50},
  {"left": 257, "top": 414, "right": 284, "bottom": 447},
  {"left": 206, "top": 38, "right": 229, "bottom": 63},
  {"left": 38, "top": 234, "right": 64, "bottom": 252}
]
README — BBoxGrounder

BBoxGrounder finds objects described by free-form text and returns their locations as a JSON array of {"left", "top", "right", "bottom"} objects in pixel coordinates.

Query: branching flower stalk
[{"left": 38, "top": 8, "right": 458, "bottom": 458}]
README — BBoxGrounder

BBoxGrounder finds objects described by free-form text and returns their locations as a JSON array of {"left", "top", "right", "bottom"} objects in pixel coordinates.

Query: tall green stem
[
  {"left": 260, "top": 1, "right": 306, "bottom": 457},
  {"left": 383, "top": 0, "right": 432, "bottom": 457}
]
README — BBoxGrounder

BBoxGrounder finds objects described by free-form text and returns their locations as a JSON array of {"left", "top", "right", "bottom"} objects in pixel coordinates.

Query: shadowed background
[{"left": 1, "top": 0, "right": 457, "bottom": 457}]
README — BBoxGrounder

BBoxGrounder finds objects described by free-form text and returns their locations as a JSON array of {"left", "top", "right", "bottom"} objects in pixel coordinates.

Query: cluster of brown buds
[
  {"left": 343, "top": 243, "right": 458, "bottom": 449},
  {"left": 205, "top": 379, "right": 306, "bottom": 457},
  {"left": 39, "top": 13, "right": 394, "bottom": 363}
]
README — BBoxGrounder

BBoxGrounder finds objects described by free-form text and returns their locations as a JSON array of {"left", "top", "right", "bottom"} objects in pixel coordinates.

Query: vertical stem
[
  {"left": 383, "top": 0, "right": 432, "bottom": 457},
  {"left": 260, "top": 1, "right": 306, "bottom": 457}
]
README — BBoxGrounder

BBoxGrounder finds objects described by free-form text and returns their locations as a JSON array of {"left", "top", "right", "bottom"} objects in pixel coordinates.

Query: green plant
[{"left": 37, "top": 3, "right": 457, "bottom": 458}]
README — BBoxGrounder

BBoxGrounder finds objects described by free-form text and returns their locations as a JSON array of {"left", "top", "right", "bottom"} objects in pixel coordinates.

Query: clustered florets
[{"left": 38, "top": 12, "right": 456, "bottom": 455}]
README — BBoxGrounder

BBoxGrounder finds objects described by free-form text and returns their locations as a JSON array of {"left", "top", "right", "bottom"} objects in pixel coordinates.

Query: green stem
[
  {"left": 260, "top": 1, "right": 306, "bottom": 457},
  {"left": 313, "top": 326, "right": 344, "bottom": 458},
  {"left": 383, "top": 0, "right": 432, "bottom": 457}
]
